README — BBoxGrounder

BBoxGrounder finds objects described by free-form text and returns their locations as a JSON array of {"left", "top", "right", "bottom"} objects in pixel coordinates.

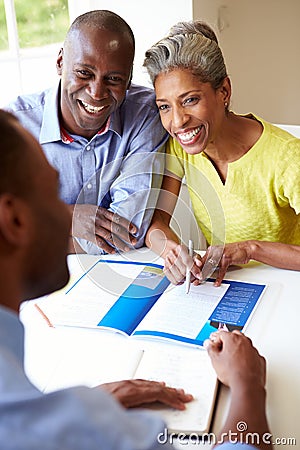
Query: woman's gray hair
[{"left": 143, "top": 20, "right": 227, "bottom": 89}]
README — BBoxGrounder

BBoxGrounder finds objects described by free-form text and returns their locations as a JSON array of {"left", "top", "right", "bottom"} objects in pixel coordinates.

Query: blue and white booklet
[
  {"left": 36, "top": 258, "right": 266, "bottom": 347},
  {"left": 34, "top": 256, "right": 266, "bottom": 435}
]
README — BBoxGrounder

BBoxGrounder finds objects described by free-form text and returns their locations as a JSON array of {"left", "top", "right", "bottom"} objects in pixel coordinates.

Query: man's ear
[
  {"left": 126, "top": 66, "right": 133, "bottom": 90},
  {"left": 56, "top": 48, "right": 64, "bottom": 76},
  {"left": 0, "top": 194, "right": 31, "bottom": 247}
]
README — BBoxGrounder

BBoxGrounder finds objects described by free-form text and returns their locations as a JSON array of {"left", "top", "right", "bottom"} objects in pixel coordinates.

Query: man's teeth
[
  {"left": 81, "top": 100, "right": 104, "bottom": 114},
  {"left": 178, "top": 126, "right": 202, "bottom": 142}
]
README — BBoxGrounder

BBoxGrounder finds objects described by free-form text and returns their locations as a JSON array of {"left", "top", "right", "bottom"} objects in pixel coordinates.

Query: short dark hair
[
  {"left": 0, "top": 110, "right": 31, "bottom": 197},
  {"left": 66, "top": 9, "right": 135, "bottom": 51}
]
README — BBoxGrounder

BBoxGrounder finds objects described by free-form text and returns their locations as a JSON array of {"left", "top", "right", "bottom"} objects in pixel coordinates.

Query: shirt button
[
  {"left": 87, "top": 183, "right": 92, "bottom": 189},
  {"left": 86, "top": 145, "right": 91, "bottom": 151}
]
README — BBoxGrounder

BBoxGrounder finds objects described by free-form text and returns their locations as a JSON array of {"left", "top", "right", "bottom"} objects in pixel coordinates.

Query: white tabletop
[{"left": 20, "top": 250, "right": 300, "bottom": 449}]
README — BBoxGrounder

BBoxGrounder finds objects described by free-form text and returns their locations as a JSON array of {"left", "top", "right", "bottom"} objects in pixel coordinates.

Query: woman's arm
[
  {"left": 204, "top": 240, "right": 300, "bottom": 286},
  {"left": 246, "top": 240, "right": 300, "bottom": 269},
  {"left": 145, "top": 174, "right": 182, "bottom": 258},
  {"left": 146, "top": 174, "right": 203, "bottom": 284}
]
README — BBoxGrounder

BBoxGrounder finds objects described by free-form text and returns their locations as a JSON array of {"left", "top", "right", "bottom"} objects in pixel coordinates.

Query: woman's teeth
[{"left": 177, "top": 126, "right": 202, "bottom": 143}]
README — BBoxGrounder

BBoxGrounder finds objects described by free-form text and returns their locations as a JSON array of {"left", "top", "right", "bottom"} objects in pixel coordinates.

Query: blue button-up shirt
[
  {"left": 7, "top": 83, "right": 167, "bottom": 254},
  {"left": 0, "top": 306, "right": 258, "bottom": 449},
  {"left": 0, "top": 305, "right": 172, "bottom": 449}
]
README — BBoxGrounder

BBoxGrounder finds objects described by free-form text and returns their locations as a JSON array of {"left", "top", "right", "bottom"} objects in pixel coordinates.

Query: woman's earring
[{"left": 224, "top": 102, "right": 228, "bottom": 108}]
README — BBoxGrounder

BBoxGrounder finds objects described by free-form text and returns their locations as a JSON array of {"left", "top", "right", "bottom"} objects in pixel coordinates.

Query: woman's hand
[{"left": 164, "top": 243, "right": 202, "bottom": 285}]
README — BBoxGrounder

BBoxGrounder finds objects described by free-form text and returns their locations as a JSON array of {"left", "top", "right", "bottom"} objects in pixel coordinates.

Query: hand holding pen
[
  {"left": 185, "top": 240, "right": 194, "bottom": 294},
  {"left": 185, "top": 239, "right": 217, "bottom": 293},
  {"left": 163, "top": 241, "right": 224, "bottom": 288},
  {"left": 163, "top": 241, "right": 202, "bottom": 287}
]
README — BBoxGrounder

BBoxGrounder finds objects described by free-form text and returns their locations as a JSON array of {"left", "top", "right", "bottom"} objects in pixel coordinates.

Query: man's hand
[
  {"left": 99, "top": 379, "right": 193, "bottom": 409},
  {"left": 205, "top": 331, "right": 271, "bottom": 450},
  {"left": 71, "top": 204, "right": 138, "bottom": 253},
  {"left": 204, "top": 330, "right": 266, "bottom": 390},
  {"left": 164, "top": 243, "right": 202, "bottom": 285}
]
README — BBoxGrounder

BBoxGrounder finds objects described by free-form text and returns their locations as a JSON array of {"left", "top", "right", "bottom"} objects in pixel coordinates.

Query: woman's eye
[
  {"left": 158, "top": 104, "right": 169, "bottom": 112},
  {"left": 184, "top": 97, "right": 198, "bottom": 105}
]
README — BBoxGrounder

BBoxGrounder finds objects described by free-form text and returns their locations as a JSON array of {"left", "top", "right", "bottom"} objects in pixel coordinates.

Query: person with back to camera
[
  {"left": 143, "top": 20, "right": 300, "bottom": 287},
  {"left": 6, "top": 10, "right": 167, "bottom": 255},
  {"left": 0, "top": 109, "right": 272, "bottom": 449}
]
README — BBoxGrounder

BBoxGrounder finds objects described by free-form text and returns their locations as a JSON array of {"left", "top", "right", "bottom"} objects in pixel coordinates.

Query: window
[{"left": 0, "top": 0, "right": 69, "bottom": 106}]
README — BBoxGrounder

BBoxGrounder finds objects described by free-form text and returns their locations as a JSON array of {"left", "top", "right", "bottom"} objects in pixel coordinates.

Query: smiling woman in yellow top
[{"left": 143, "top": 20, "right": 300, "bottom": 286}]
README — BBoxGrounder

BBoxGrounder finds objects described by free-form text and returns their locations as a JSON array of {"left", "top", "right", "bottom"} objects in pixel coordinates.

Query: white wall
[
  {"left": 193, "top": 0, "right": 300, "bottom": 125},
  {"left": 0, "top": 44, "right": 61, "bottom": 106},
  {"left": 68, "top": 0, "right": 193, "bottom": 87},
  {"left": 69, "top": 0, "right": 300, "bottom": 124},
  {"left": 2, "top": 0, "right": 300, "bottom": 125}
]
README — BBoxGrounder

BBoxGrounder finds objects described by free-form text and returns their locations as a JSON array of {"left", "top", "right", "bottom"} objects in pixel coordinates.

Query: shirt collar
[
  {"left": 108, "top": 106, "right": 122, "bottom": 138},
  {"left": 60, "top": 116, "right": 111, "bottom": 144},
  {"left": 60, "top": 126, "right": 74, "bottom": 144},
  {"left": 39, "top": 82, "right": 62, "bottom": 144},
  {"left": 107, "top": 89, "right": 134, "bottom": 138},
  {"left": 40, "top": 81, "right": 119, "bottom": 143}
]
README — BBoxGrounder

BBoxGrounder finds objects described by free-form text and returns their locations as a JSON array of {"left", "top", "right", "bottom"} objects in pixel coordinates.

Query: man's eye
[
  {"left": 107, "top": 76, "right": 124, "bottom": 83},
  {"left": 76, "top": 70, "right": 91, "bottom": 78}
]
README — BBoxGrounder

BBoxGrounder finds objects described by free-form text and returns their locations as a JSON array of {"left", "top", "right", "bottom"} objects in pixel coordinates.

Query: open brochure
[{"left": 36, "top": 259, "right": 266, "bottom": 347}]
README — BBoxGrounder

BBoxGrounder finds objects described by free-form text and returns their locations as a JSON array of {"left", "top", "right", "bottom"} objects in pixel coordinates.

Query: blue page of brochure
[
  {"left": 133, "top": 279, "right": 266, "bottom": 346},
  {"left": 97, "top": 262, "right": 170, "bottom": 335}
]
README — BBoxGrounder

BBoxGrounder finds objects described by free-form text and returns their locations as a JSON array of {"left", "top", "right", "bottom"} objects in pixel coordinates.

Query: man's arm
[
  {"left": 108, "top": 149, "right": 165, "bottom": 250},
  {"left": 105, "top": 92, "right": 168, "bottom": 250},
  {"left": 205, "top": 330, "right": 272, "bottom": 450},
  {"left": 70, "top": 118, "right": 167, "bottom": 254},
  {"left": 69, "top": 204, "right": 138, "bottom": 254},
  {"left": 99, "top": 378, "right": 193, "bottom": 409}
]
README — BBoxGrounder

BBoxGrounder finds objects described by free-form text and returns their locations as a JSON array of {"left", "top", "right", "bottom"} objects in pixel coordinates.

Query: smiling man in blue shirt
[{"left": 7, "top": 10, "right": 167, "bottom": 255}]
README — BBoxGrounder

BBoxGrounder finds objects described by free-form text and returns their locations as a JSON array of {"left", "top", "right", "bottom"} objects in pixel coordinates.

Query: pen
[
  {"left": 34, "top": 303, "right": 54, "bottom": 328},
  {"left": 185, "top": 239, "right": 194, "bottom": 294}
]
